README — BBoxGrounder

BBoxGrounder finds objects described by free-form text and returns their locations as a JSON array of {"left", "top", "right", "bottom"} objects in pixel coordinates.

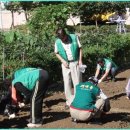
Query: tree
[
  {"left": 77, "top": 2, "right": 130, "bottom": 28},
  {"left": 4, "top": 2, "right": 20, "bottom": 29},
  {"left": 4, "top": 1, "right": 40, "bottom": 28},
  {"left": 29, "top": 3, "right": 77, "bottom": 43}
]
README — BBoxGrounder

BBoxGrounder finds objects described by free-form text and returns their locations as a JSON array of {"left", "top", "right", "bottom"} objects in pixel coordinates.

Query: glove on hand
[{"left": 98, "top": 79, "right": 102, "bottom": 83}]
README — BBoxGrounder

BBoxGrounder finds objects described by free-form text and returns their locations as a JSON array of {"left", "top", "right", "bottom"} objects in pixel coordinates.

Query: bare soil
[{"left": 0, "top": 69, "right": 130, "bottom": 128}]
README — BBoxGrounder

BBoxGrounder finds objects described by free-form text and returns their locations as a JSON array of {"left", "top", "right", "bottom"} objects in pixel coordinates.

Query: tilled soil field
[{"left": 0, "top": 69, "right": 130, "bottom": 128}]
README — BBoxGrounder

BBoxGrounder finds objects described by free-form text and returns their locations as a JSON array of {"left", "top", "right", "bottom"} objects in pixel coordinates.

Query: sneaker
[
  {"left": 18, "top": 102, "right": 25, "bottom": 108},
  {"left": 26, "top": 118, "right": 31, "bottom": 123},
  {"left": 71, "top": 118, "right": 77, "bottom": 123},
  {"left": 27, "top": 123, "right": 42, "bottom": 128},
  {"left": 126, "top": 96, "right": 130, "bottom": 100},
  {"left": 9, "top": 113, "right": 16, "bottom": 119},
  {"left": 112, "top": 78, "right": 116, "bottom": 82}
]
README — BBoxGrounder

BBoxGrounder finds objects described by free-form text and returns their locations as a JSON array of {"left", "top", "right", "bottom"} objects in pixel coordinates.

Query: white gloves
[
  {"left": 79, "top": 64, "right": 87, "bottom": 73},
  {"left": 9, "top": 113, "right": 16, "bottom": 119},
  {"left": 98, "top": 79, "right": 102, "bottom": 83},
  {"left": 100, "top": 89, "right": 108, "bottom": 100},
  {"left": 18, "top": 102, "right": 25, "bottom": 108}
]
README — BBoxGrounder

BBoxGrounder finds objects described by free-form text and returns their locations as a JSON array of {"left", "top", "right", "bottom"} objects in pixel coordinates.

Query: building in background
[{"left": 0, "top": 1, "right": 26, "bottom": 30}]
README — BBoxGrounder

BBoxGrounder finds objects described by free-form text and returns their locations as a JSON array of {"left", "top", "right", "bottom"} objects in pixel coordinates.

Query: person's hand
[
  {"left": 9, "top": 113, "right": 16, "bottom": 119},
  {"left": 62, "top": 61, "right": 69, "bottom": 68},
  {"left": 98, "top": 79, "right": 102, "bottom": 83},
  {"left": 78, "top": 60, "right": 83, "bottom": 66},
  {"left": 18, "top": 102, "right": 25, "bottom": 108}
]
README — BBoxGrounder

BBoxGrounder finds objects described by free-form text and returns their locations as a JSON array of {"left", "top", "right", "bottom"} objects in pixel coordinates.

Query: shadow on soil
[
  {"left": 109, "top": 92, "right": 126, "bottom": 100},
  {"left": 72, "top": 112, "right": 130, "bottom": 125},
  {"left": 115, "top": 77, "right": 127, "bottom": 81},
  {"left": 101, "top": 112, "right": 130, "bottom": 124},
  {"left": 0, "top": 111, "right": 70, "bottom": 128},
  {"left": 0, "top": 115, "right": 29, "bottom": 128},
  {"left": 43, "top": 111, "right": 70, "bottom": 124},
  {"left": 45, "top": 98, "right": 66, "bottom": 108}
]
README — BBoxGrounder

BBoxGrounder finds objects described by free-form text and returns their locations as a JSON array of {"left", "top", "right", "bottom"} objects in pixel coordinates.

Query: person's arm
[
  {"left": 77, "top": 36, "right": 83, "bottom": 65},
  {"left": 55, "top": 53, "right": 69, "bottom": 68},
  {"left": 95, "top": 64, "right": 100, "bottom": 78},
  {"left": 99, "top": 69, "right": 110, "bottom": 82},
  {"left": 54, "top": 41, "right": 69, "bottom": 68},
  {"left": 99, "top": 63, "right": 112, "bottom": 83},
  {"left": 78, "top": 48, "right": 83, "bottom": 65},
  {"left": 11, "top": 85, "right": 18, "bottom": 105}
]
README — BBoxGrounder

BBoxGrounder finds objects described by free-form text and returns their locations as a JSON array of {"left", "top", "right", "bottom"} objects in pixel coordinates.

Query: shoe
[
  {"left": 18, "top": 102, "right": 25, "bottom": 108},
  {"left": 65, "top": 105, "right": 69, "bottom": 110},
  {"left": 27, "top": 123, "right": 42, "bottom": 128},
  {"left": 9, "top": 113, "right": 16, "bottom": 119},
  {"left": 26, "top": 118, "right": 31, "bottom": 123},
  {"left": 126, "top": 96, "right": 130, "bottom": 100},
  {"left": 71, "top": 118, "right": 78, "bottom": 123},
  {"left": 112, "top": 78, "right": 116, "bottom": 82}
]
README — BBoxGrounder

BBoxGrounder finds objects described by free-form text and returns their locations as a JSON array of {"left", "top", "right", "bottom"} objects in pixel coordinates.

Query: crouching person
[
  {"left": 70, "top": 76, "right": 109, "bottom": 123},
  {"left": 11, "top": 67, "right": 49, "bottom": 128}
]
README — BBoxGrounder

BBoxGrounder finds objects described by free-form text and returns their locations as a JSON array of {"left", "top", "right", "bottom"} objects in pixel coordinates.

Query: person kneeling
[{"left": 70, "top": 76, "right": 110, "bottom": 124}]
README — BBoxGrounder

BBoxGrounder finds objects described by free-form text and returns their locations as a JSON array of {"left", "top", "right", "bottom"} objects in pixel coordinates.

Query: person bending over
[
  {"left": 95, "top": 58, "right": 118, "bottom": 83},
  {"left": 11, "top": 67, "right": 49, "bottom": 128}
]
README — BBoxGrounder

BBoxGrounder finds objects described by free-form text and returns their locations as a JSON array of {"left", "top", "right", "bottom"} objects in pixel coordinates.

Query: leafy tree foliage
[{"left": 77, "top": 2, "right": 130, "bottom": 26}]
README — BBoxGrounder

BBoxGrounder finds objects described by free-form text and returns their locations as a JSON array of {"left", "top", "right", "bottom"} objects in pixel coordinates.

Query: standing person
[
  {"left": 125, "top": 78, "right": 130, "bottom": 99},
  {"left": 95, "top": 58, "right": 118, "bottom": 83},
  {"left": 11, "top": 67, "right": 49, "bottom": 128},
  {"left": 70, "top": 76, "right": 110, "bottom": 123},
  {"left": 54, "top": 28, "right": 83, "bottom": 108}
]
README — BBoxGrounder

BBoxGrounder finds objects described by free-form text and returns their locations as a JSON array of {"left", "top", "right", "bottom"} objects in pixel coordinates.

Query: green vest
[
  {"left": 56, "top": 34, "right": 79, "bottom": 61},
  {"left": 71, "top": 82, "right": 100, "bottom": 110},
  {"left": 14, "top": 68, "right": 37, "bottom": 78},
  {"left": 12, "top": 69, "right": 40, "bottom": 90},
  {"left": 101, "top": 58, "right": 118, "bottom": 71}
]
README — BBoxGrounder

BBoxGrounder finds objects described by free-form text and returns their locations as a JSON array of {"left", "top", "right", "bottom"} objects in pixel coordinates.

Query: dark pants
[
  {"left": 14, "top": 69, "right": 49, "bottom": 124},
  {"left": 110, "top": 67, "right": 118, "bottom": 78},
  {"left": 0, "top": 90, "right": 11, "bottom": 113}
]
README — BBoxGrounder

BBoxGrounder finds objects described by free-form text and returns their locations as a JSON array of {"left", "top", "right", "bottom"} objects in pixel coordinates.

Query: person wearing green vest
[
  {"left": 54, "top": 28, "right": 83, "bottom": 109},
  {"left": 95, "top": 58, "right": 118, "bottom": 83},
  {"left": 11, "top": 67, "right": 49, "bottom": 128},
  {"left": 70, "top": 76, "right": 109, "bottom": 123}
]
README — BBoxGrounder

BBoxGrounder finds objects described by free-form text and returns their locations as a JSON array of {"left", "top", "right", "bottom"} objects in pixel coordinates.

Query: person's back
[
  {"left": 71, "top": 81, "right": 100, "bottom": 111},
  {"left": 70, "top": 77, "right": 105, "bottom": 122},
  {"left": 103, "top": 58, "right": 118, "bottom": 70},
  {"left": 14, "top": 68, "right": 37, "bottom": 79},
  {"left": 12, "top": 69, "right": 41, "bottom": 90}
]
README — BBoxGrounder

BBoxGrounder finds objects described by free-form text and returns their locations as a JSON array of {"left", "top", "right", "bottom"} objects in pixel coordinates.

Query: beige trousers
[
  {"left": 70, "top": 98, "right": 105, "bottom": 121},
  {"left": 61, "top": 61, "right": 81, "bottom": 106}
]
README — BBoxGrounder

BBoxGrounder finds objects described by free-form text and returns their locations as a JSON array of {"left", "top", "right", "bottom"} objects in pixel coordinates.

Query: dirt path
[{"left": 0, "top": 69, "right": 130, "bottom": 128}]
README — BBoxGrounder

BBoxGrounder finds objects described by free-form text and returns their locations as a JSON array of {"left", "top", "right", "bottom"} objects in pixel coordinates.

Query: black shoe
[
  {"left": 112, "top": 77, "right": 116, "bottom": 82},
  {"left": 4, "top": 104, "right": 19, "bottom": 117}
]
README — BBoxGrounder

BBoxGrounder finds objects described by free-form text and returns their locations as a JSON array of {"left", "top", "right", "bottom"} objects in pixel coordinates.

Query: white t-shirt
[
  {"left": 55, "top": 36, "right": 81, "bottom": 61},
  {"left": 97, "top": 62, "right": 112, "bottom": 71}
]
